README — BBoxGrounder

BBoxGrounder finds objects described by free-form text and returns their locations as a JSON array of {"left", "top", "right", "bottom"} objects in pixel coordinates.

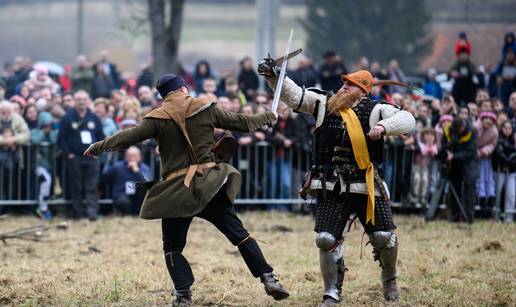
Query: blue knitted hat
[{"left": 156, "top": 74, "right": 187, "bottom": 98}]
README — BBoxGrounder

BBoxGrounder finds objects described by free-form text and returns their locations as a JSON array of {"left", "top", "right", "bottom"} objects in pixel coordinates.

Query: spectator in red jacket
[{"left": 455, "top": 32, "right": 472, "bottom": 57}]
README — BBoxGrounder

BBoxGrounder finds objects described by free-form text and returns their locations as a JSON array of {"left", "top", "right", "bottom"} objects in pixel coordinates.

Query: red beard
[{"left": 327, "top": 90, "right": 362, "bottom": 115}]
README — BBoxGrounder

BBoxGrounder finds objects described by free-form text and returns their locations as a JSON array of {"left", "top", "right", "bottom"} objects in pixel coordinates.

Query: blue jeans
[
  {"left": 477, "top": 158, "right": 495, "bottom": 198},
  {"left": 266, "top": 159, "right": 292, "bottom": 211}
]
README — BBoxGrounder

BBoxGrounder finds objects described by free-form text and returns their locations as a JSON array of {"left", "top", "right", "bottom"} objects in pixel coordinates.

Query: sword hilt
[{"left": 266, "top": 125, "right": 273, "bottom": 134}]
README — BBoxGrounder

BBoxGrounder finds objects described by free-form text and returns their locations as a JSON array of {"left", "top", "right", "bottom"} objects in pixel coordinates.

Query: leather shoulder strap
[{"left": 160, "top": 107, "right": 199, "bottom": 164}]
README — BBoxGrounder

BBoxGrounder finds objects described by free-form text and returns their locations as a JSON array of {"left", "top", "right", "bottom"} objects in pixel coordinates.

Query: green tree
[{"left": 300, "top": 0, "right": 432, "bottom": 72}]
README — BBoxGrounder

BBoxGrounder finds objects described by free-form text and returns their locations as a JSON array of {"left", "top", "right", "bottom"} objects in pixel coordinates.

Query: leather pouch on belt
[{"left": 212, "top": 135, "right": 239, "bottom": 163}]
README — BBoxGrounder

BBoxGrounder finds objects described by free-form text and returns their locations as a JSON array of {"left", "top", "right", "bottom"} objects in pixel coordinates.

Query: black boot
[
  {"left": 260, "top": 272, "right": 289, "bottom": 301},
  {"left": 487, "top": 197, "right": 496, "bottom": 218},
  {"left": 383, "top": 278, "right": 399, "bottom": 302},
  {"left": 172, "top": 289, "right": 192, "bottom": 307}
]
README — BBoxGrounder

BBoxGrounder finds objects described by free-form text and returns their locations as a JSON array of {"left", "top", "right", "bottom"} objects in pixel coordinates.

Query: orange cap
[{"left": 341, "top": 70, "right": 374, "bottom": 95}]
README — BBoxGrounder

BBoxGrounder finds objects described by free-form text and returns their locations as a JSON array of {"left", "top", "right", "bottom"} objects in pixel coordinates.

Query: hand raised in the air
[{"left": 257, "top": 58, "right": 278, "bottom": 77}]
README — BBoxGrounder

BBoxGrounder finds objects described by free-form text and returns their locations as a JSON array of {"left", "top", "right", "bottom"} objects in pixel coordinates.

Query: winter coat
[
  {"left": 94, "top": 62, "right": 121, "bottom": 87},
  {"left": 291, "top": 67, "right": 319, "bottom": 88},
  {"left": 24, "top": 75, "right": 60, "bottom": 97},
  {"left": 101, "top": 117, "right": 118, "bottom": 137},
  {"left": 450, "top": 60, "right": 477, "bottom": 104},
  {"left": 0, "top": 113, "right": 30, "bottom": 145},
  {"left": 494, "top": 60, "right": 516, "bottom": 104},
  {"left": 238, "top": 69, "right": 259, "bottom": 100},
  {"left": 92, "top": 75, "right": 116, "bottom": 99},
  {"left": 475, "top": 120, "right": 499, "bottom": 159},
  {"left": 30, "top": 129, "right": 58, "bottom": 170},
  {"left": 266, "top": 115, "right": 299, "bottom": 159},
  {"left": 492, "top": 134, "right": 516, "bottom": 173},
  {"left": 57, "top": 109, "right": 104, "bottom": 156},
  {"left": 101, "top": 161, "right": 151, "bottom": 199},
  {"left": 137, "top": 67, "right": 154, "bottom": 88},
  {"left": 414, "top": 140, "right": 438, "bottom": 167},
  {"left": 439, "top": 122, "right": 479, "bottom": 182},
  {"left": 319, "top": 62, "right": 347, "bottom": 93},
  {"left": 423, "top": 80, "right": 443, "bottom": 99},
  {"left": 70, "top": 67, "right": 95, "bottom": 95}
]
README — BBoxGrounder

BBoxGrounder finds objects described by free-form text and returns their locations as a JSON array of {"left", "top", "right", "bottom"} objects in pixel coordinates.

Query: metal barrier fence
[
  {"left": 1, "top": 143, "right": 315, "bottom": 206},
  {"left": 0, "top": 142, "right": 514, "bottom": 218}
]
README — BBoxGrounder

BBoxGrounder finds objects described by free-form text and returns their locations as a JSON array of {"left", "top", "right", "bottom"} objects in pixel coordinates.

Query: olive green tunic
[{"left": 89, "top": 93, "right": 275, "bottom": 219}]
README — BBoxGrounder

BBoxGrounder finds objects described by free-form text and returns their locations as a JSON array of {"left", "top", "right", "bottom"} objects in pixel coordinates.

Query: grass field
[{"left": 1, "top": 213, "right": 515, "bottom": 306}]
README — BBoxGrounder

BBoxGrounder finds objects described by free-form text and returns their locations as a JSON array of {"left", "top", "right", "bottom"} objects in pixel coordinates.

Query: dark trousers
[
  {"left": 67, "top": 156, "right": 99, "bottom": 219},
  {"left": 162, "top": 189, "right": 273, "bottom": 291},
  {"left": 449, "top": 178, "right": 476, "bottom": 223},
  {"left": 113, "top": 189, "right": 145, "bottom": 216}
]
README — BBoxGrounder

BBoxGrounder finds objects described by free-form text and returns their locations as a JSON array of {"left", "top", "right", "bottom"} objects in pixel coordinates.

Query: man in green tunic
[{"left": 84, "top": 74, "right": 289, "bottom": 306}]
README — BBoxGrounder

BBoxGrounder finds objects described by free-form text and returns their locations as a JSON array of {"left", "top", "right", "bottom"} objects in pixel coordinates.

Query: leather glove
[{"left": 257, "top": 58, "right": 278, "bottom": 78}]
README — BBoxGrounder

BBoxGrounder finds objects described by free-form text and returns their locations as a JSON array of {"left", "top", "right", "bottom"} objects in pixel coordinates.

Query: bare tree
[{"left": 148, "top": 0, "right": 185, "bottom": 79}]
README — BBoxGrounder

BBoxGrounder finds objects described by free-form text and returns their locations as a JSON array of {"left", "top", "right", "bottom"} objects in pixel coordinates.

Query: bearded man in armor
[{"left": 258, "top": 60, "right": 415, "bottom": 305}]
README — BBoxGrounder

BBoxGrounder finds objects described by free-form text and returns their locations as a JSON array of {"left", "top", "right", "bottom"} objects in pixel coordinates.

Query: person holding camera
[{"left": 439, "top": 117, "right": 479, "bottom": 223}]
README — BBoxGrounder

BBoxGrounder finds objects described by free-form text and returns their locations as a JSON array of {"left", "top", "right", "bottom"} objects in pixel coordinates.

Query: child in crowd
[
  {"left": 410, "top": 128, "right": 438, "bottom": 206},
  {"left": 455, "top": 32, "right": 472, "bottom": 57},
  {"left": 30, "top": 112, "right": 58, "bottom": 220},
  {"left": 475, "top": 112, "right": 499, "bottom": 216}
]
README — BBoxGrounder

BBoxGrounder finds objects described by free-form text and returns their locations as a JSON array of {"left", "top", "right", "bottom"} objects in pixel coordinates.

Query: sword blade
[{"left": 271, "top": 29, "right": 294, "bottom": 113}]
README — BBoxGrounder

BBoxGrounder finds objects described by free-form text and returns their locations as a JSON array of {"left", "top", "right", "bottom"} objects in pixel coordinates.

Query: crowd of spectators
[{"left": 0, "top": 31, "right": 515, "bottom": 223}]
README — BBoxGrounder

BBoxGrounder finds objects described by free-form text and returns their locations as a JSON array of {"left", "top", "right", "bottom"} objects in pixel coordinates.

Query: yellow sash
[
  {"left": 444, "top": 126, "right": 472, "bottom": 144},
  {"left": 339, "top": 108, "right": 376, "bottom": 225}
]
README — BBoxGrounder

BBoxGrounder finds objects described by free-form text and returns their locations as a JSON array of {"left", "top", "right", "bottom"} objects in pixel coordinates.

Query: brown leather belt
[{"left": 165, "top": 162, "right": 216, "bottom": 188}]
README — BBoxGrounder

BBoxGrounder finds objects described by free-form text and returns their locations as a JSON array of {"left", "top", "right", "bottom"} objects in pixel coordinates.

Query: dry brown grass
[{"left": 1, "top": 213, "right": 515, "bottom": 306}]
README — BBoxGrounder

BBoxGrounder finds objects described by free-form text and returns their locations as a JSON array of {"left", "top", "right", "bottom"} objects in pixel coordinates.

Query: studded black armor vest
[{"left": 313, "top": 97, "right": 384, "bottom": 182}]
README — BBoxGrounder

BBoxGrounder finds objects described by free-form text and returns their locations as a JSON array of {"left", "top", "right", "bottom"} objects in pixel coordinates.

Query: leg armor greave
[
  {"left": 319, "top": 243, "right": 345, "bottom": 302},
  {"left": 368, "top": 231, "right": 398, "bottom": 282}
]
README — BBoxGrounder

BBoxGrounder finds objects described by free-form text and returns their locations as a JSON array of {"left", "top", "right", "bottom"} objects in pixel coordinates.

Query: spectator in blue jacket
[
  {"left": 423, "top": 68, "right": 443, "bottom": 99},
  {"left": 57, "top": 90, "right": 104, "bottom": 220},
  {"left": 94, "top": 98, "right": 117, "bottom": 137},
  {"left": 101, "top": 146, "right": 150, "bottom": 215}
]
